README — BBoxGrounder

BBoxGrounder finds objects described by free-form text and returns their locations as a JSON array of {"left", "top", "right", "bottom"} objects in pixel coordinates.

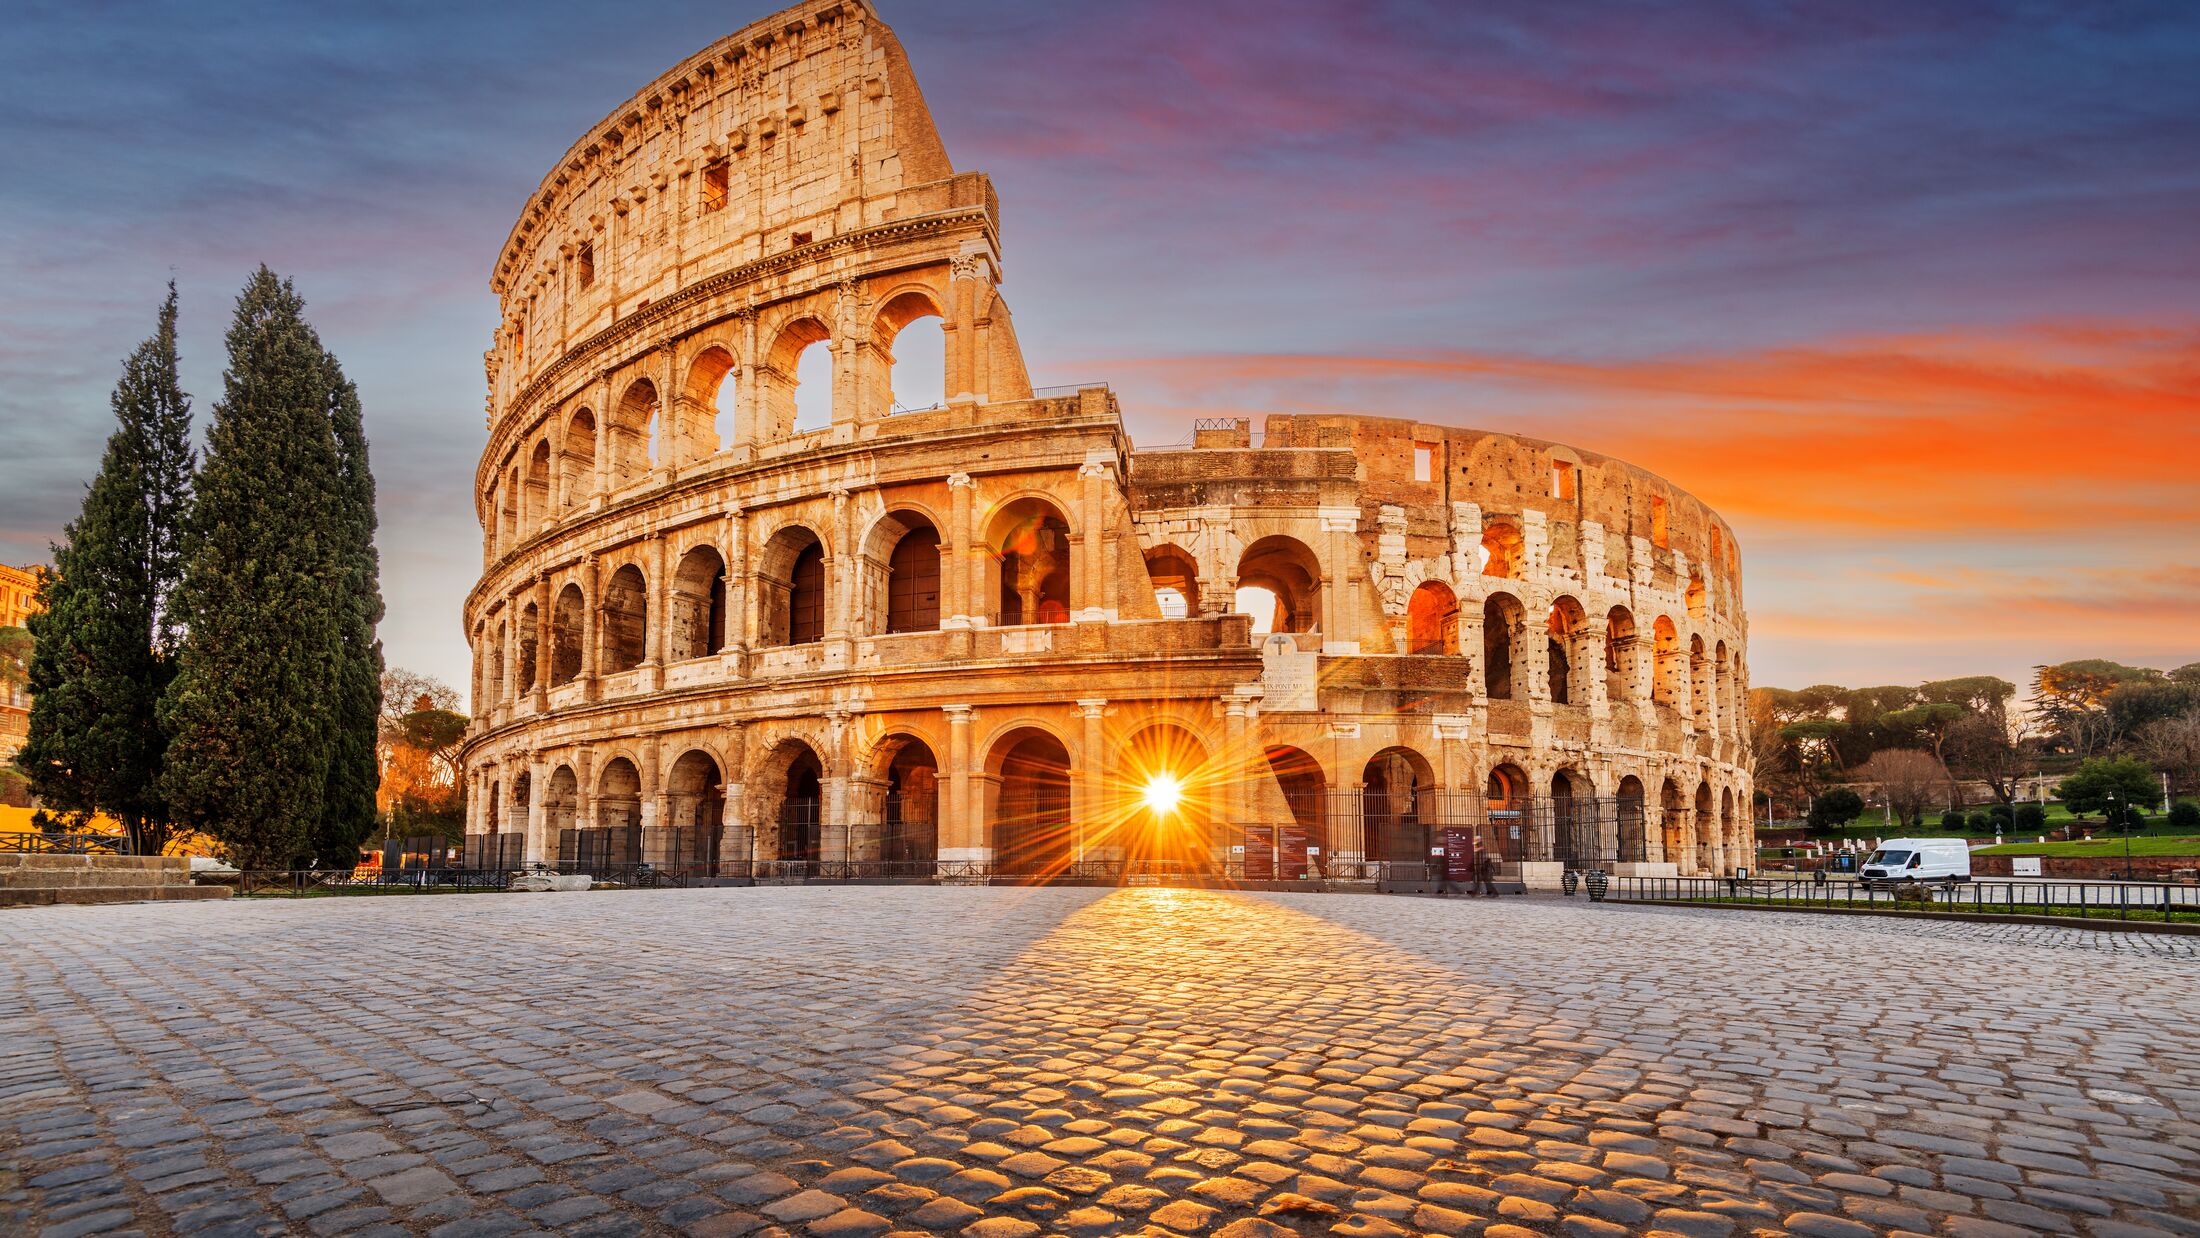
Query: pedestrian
[{"left": 1476, "top": 849, "right": 1498, "bottom": 898}]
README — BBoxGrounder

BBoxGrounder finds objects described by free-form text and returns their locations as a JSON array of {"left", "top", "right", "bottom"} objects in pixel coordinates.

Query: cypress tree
[
  {"left": 160, "top": 268, "right": 346, "bottom": 869},
  {"left": 21, "top": 283, "right": 195, "bottom": 855},
  {"left": 314, "top": 354, "right": 384, "bottom": 866}
]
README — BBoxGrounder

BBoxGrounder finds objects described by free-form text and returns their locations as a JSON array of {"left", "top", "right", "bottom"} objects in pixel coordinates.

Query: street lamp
[{"left": 2107, "top": 789, "right": 2131, "bottom": 882}]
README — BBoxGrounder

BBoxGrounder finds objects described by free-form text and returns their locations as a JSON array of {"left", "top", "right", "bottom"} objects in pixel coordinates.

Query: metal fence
[
  {"left": 226, "top": 867, "right": 516, "bottom": 897},
  {"left": 1606, "top": 875, "right": 2200, "bottom": 924},
  {"left": 0, "top": 830, "right": 131, "bottom": 855}
]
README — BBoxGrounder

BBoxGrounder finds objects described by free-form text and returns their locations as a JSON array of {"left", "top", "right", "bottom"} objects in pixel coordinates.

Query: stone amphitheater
[{"left": 460, "top": 0, "right": 1751, "bottom": 887}]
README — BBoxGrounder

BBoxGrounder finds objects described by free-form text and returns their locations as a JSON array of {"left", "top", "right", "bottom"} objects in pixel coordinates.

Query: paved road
[{"left": 1, "top": 888, "right": 2195, "bottom": 1238}]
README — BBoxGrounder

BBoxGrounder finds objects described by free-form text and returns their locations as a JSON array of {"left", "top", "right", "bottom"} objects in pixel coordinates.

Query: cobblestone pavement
[{"left": 2, "top": 888, "right": 2196, "bottom": 1238}]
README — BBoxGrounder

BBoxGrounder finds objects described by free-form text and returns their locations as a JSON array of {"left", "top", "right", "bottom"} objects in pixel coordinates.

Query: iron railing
[
  {"left": 0, "top": 831, "right": 131, "bottom": 855},
  {"left": 1605, "top": 876, "right": 2200, "bottom": 924},
  {"left": 226, "top": 868, "right": 517, "bottom": 898}
]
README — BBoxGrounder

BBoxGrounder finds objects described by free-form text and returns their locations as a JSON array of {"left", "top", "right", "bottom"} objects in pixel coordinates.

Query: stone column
[
  {"left": 945, "top": 473, "right": 977, "bottom": 628},
  {"left": 498, "top": 604, "right": 519, "bottom": 713},
  {"left": 1580, "top": 616, "right": 1609, "bottom": 714},
  {"left": 720, "top": 722, "right": 750, "bottom": 873},
  {"left": 1075, "top": 459, "right": 1110, "bottom": 622},
  {"left": 526, "top": 754, "right": 548, "bottom": 865},
  {"left": 592, "top": 371, "right": 612, "bottom": 503},
  {"left": 532, "top": 573, "right": 552, "bottom": 709},
  {"left": 1318, "top": 507, "right": 1359, "bottom": 652},
  {"left": 579, "top": 554, "right": 602, "bottom": 701},
  {"left": 941, "top": 705, "right": 978, "bottom": 865},
  {"left": 1073, "top": 700, "right": 1107, "bottom": 863},
  {"left": 724, "top": 507, "right": 749, "bottom": 663},
  {"left": 947, "top": 254, "right": 981, "bottom": 403}
]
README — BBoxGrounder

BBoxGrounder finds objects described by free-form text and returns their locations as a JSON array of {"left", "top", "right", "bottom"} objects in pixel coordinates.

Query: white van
[{"left": 1859, "top": 837, "right": 1971, "bottom": 887}]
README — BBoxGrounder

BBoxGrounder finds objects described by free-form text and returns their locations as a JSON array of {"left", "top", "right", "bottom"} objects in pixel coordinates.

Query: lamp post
[{"left": 2107, "top": 789, "right": 2130, "bottom": 882}]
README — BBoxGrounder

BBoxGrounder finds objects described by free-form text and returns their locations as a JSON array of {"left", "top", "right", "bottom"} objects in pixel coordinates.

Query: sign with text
[
  {"left": 1260, "top": 633, "right": 1319, "bottom": 712},
  {"left": 1443, "top": 827, "right": 1478, "bottom": 884},
  {"left": 1279, "top": 825, "right": 1311, "bottom": 879},
  {"left": 1243, "top": 826, "right": 1275, "bottom": 881}
]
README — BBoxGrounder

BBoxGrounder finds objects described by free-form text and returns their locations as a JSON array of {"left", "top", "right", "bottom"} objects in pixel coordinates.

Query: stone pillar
[
  {"left": 946, "top": 472, "right": 977, "bottom": 628},
  {"left": 532, "top": 574, "right": 552, "bottom": 709},
  {"left": 720, "top": 722, "right": 750, "bottom": 872},
  {"left": 526, "top": 754, "right": 548, "bottom": 864},
  {"left": 1580, "top": 616, "right": 1609, "bottom": 714},
  {"left": 1318, "top": 506, "right": 1359, "bottom": 652},
  {"left": 1073, "top": 700, "right": 1108, "bottom": 863},
  {"left": 645, "top": 534, "right": 669, "bottom": 686},
  {"left": 1076, "top": 458, "right": 1110, "bottom": 622},
  {"left": 592, "top": 372, "right": 612, "bottom": 503},
  {"left": 724, "top": 507, "right": 749, "bottom": 665},
  {"left": 1223, "top": 694, "right": 1255, "bottom": 859},
  {"left": 941, "top": 705, "right": 978, "bottom": 864},
  {"left": 947, "top": 254, "right": 981, "bottom": 403},
  {"left": 498, "top": 604, "right": 520, "bottom": 712},
  {"left": 579, "top": 554, "right": 602, "bottom": 701}
]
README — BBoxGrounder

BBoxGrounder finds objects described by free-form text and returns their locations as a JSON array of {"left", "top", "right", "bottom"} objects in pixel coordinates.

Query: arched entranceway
[
  {"left": 1120, "top": 723, "right": 1213, "bottom": 871},
  {"left": 772, "top": 744, "right": 825, "bottom": 869},
  {"left": 1486, "top": 763, "right": 1528, "bottom": 861},
  {"left": 664, "top": 751, "right": 724, "bottom": 875},
  {"left": 988, "top": 500, "right": 1071, "bottom": 625},
  {"left": 1550, "top": 769, "right": 1597, "bottom": 868},
  {"left": 992, "top": 729, "right": 1071, "bottom": 877},
  {"left": 1616, "top": 774, "right": 1648, "bottom": 863},
  {"left": 580, "top": 757, "right": 643, "bottom": 869},
  {"left": 881, "top": 738, "right": 940, "bottom": 872},
  {"left": 1264, "top": 746, "right": 1327, "bottom": 876},
  {"left": 1363, "top": 748, "right": 1433, "bottom": 866}
]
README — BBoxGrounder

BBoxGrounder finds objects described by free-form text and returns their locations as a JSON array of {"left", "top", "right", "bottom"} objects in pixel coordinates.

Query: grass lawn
[
  {"left": 1763, "top": 800, "right": 2194, "bottom": 843},
  {"left": 1971, "top": 835, "right": 2200, "bottom": 858},
  {"left": 1627, "top": 894, "right": 2200, "bottom": 926}
]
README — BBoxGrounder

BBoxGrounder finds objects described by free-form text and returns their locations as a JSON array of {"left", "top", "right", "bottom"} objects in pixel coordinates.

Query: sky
[{"left": 2, "top": 0, "right": 2196, "bottom": 708}]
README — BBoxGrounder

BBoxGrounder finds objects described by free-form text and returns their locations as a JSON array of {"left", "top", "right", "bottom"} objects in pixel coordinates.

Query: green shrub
[
  {"left": 1988, "top": 802, "right": 2014, "bottom": 825},
  {"left": 1939, "top": 810, "right": 1965, "bottom": 832},
  {"left": 1808, "top": 789, "right": 1865, "bottom": 834},
  {"left": 2014, "top": 802, "right": 2047, "bottom": 831},
  {"left": 1966, "top": 810, "right": 1996, "bottom": 832},
  {"left": 2171, "top": 800, "right": 2200, "bottom": 831}
]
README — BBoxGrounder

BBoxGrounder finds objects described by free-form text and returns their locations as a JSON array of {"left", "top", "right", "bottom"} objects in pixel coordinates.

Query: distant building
[{"left": 0, "top": 562, "right": 40, "bottom": 768}]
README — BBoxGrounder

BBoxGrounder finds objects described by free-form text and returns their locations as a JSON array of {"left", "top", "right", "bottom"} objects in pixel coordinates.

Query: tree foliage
[
  {"left": 1860, "top": 748, "right": 1949, "bottom": 830},
  {"left": 161, "top": 269, "right": 378, "bottom": 870},
  {"left": 1805, "top": 788, "right": 1863, "bottom": 834},
  {"left": 19, "top": 284, "right": 195, "bottom": 855},
  {"left": 374, "top": 668, "right": 466, "bottom": 842},
  {"left": 2053, "top": 756, "right": 2158, "bottom": 819}
]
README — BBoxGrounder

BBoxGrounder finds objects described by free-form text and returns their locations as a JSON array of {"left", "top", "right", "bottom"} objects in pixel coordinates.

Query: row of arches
[
  {"left": 477, "top": 496, "right": 1074, "bottom": 705},
  {"left": 490, "top": 293, "right": 951, "bottom": 555},
  {"left": 1402, "top": 583, "right": 1742, "bottom": 721}
]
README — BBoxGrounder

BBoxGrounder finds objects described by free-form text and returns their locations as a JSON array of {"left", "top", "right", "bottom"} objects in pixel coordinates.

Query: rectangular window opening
[
  {"left": 790, "top": 230, "right": 813, "bottom": 248},
  {"left": 1651, "top": 495, "right": 1670, "bottom": 549},
  {"left": 1413, "top": 444, "right": 1434, "bottom": 483},
  {"left": 702, "top": 159, "right": 729, "bottom": 213},
  {"left": 1551, "top": 460, "right": 1576, "bottom": 500},
  {"left": 576, "top": 242, "right": 594, "bottom": 289}
]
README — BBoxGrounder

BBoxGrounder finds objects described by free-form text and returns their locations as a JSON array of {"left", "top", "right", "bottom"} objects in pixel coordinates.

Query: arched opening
[
  {"left": 551, "top": 584, "right": 585, "bottom": 684},
  {"left": 1264, "top": 745, "right": 1327, "bottom": 875},
  {"left": 1651, "top": 616, "right": 1683, "bottom": 710},
  {"left": 883, "top": 517, "right": 942, "bottom": 634},
  {"left": 1617, "top": 774, "right": 1647, "bottom": 862},
  {"left": 881, "top": 738, "right": 939, "bottom": 870},
  {"left": 524, "top": 440, "right": 550, "bottom": 530},
  {"left": 1143, "top": 545, "right": 1200, "bottom": 620},
  {"left": 763, "top": 317, "right": 833, "bottom": 438},
  {"left": 560, "top": 408, "right": 596, "bottom": 509},
  {"left": 993, "top": 729, "right": 1071, "bottom": 876},
  {"left": 1660, "top": 777, "right": 1687, "bottom": 865},
  {"left": 1483, "top": 592, "right": 1524, "bottom": 700},
  {"left": 545, "top": 765, "right": 577, "bottom": 839},
  {"left": 759, "top": 526, "right": 826, "bottom": 647},
  {"left": 774, "top": 743, "right": 825, "bottom": 867},
  {"left": 1235, "top": 536, "right": 1321, "bottom": 635},
  {"left": 1547, "top": 596, "right": 1586, "bottom": 705},
  {"left": 876, "top": 290, "right": 947, "bottom": 414},
  {"left": 508, "top": 770, "right": 531, "bottom": 842},
  {"left": 600, "top": 565, "right": 648, "bottom": 673},
  {"left": 1686, "top": 570, "right": 1706, "bottom": 622},
  {"left": 684, "top": 345, "right": 738, "bottom": 453},
  {"left": 1121, "top": 724, "right": 1213, "bottom": 870},
  {"left": 609, "top": 379, "right": 657, "bottom": 489},
  {"left": 485, "top": 780, "right": 499, "bottom": 838},
  {"left": 516, "top": 602, "right": 540, "bottom": 693},
  {"left": 669, "top": 546, "right": 727, "bottom": 662},
  {"left": 988, "top": 499, "right": 1071, "bottom": 626},
  {"left": 1406, "top": 580, "right": 1459, "bottom": 654},
  {"left": 1480, "top": 520, "right": 1524, "bottom": 578},
  {"left": 592, "top": 758, "right": 643, "bottom": 867},
  {"left": 1363, "top": 747, "right": 1432, "bottom": 864},
  {"left": 665, "top": 751, "right": 724, "bottom": 874},
  {"left": 1605, "top": 606, "right": 1638, "bottom": 706},
  {"left": 1550, "top": 769, "right": 1594, "bottom": 868}
]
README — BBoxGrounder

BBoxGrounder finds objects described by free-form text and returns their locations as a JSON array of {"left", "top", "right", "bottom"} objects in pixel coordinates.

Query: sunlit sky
[{"left": 3, "top": 1, "right": 2196, "bottom": 706}]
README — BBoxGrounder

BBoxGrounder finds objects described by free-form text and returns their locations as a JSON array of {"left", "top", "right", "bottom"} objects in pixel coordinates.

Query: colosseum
[{"left": 460, "top": 0, "right": 1752, "bottom": 888}]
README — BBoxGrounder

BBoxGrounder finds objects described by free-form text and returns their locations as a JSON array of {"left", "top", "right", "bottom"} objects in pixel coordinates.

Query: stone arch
[
  {"left": 759, "top": 738, "right": 826, "bottom": 866},
  {"left": 1616, "top": 774, "right": 1648, "bottom": 862},
  {"left": 1236, "top": 535, "right": 1322, "bottom": 635},
  {"left": 1264, "top": 745, "right": 1328, "bottom": 864},
  {"left": 670, "top": 545, "right": 727, "bottom": 661},
  {"left": 561, "top": 408, "right": 596, "bottom": 509},
  {"left": 1651, "top": 615, "right": 1683, "bottom": 710},
  {"left": 1481, "top": 519, "right": 1524, "bottom": 578},
  {"left": 874, "top": 733, "right": 939, "bottom": 869},
  {"left": 1604, "top": 606, "right": 1639, "bottom": 706},
  {"left": 1406, "top": 580, "right": 1459, "bottom": 655},
  {"left": 1721, "top": 786, "right": 1739, "bottom": 871},
  {"left": 862, "top": 509, "right": 943, "bottom": 635},
  {"left": 516, "top": 601, "right": 540, "bottom": 693},
  {"left": 873, "top": 286, "right": 949, "bottom": 414},
  {"left": 524, "top": 439, "right": 551, "bottom": 530},
  {"left": 989, "top": 727, "right": 1072, "bottom": 876},
  {"left": 600, "top": 563, "right": 649, "bottom": 673},
  {"left": 758, "top": 525, "right": 827, "bottom": 646},
  {"left": 987, "top": 497, "right": 1072, "bottom": 625},
  {"left": 764, "top": 315, "right": 834, "bottom": 436},
  {"left": 595, "top": 757, "right": 643, "bottom": 865},
  {"left": 683, "top": 344, "right": 739, "bottom": 454},
  {"left": 664, "top": 750, "right": 724, "bottom": 873},
  {"left": 508, "top": 769, "right": 532, "bottom": 839},
  {"left": 551, "top": 583, "right": 585, "bottom": 684},
  {"left": 1363, "top": 746, "right": 1434, "bottom": 864},
  {"left": 1482, "top": 592, "right": 1526, "bottom": 700},
  {"left": 608, "top": 378, "right": 658, "bottom": 489},
  {"left": 1121, "top": 722, "right": 1214, "bottom": 868},
  {"left": 1143, "top": 544, "right": 1200, "bottom": 620},
  {"left": 1695, "top": 780, "right": 1716, "bottom": 871},
  {"left": 1546, "top": 595, "right": 1586, "bottom": 704},
  {"left": 546, "top": 764, "right": 578, "bottom": 838},
  {"left": 1549, "top": 767, "right": 1597, "bottom": 867}
]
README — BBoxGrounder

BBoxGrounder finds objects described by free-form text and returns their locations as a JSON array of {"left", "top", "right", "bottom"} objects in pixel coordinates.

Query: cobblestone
[{"left": 1, "top": 887, "right": 2196, "bottom": 1236}]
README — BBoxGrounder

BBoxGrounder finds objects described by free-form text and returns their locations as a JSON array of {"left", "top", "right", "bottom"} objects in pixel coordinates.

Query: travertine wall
[{"left": 460, "top": 0, "right": 1752, "bottom": 881}]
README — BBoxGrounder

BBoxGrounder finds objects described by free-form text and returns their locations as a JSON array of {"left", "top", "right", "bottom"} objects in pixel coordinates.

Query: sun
[{"left": 1140, "top": 773, "right": 1183, "bottom": 818}]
